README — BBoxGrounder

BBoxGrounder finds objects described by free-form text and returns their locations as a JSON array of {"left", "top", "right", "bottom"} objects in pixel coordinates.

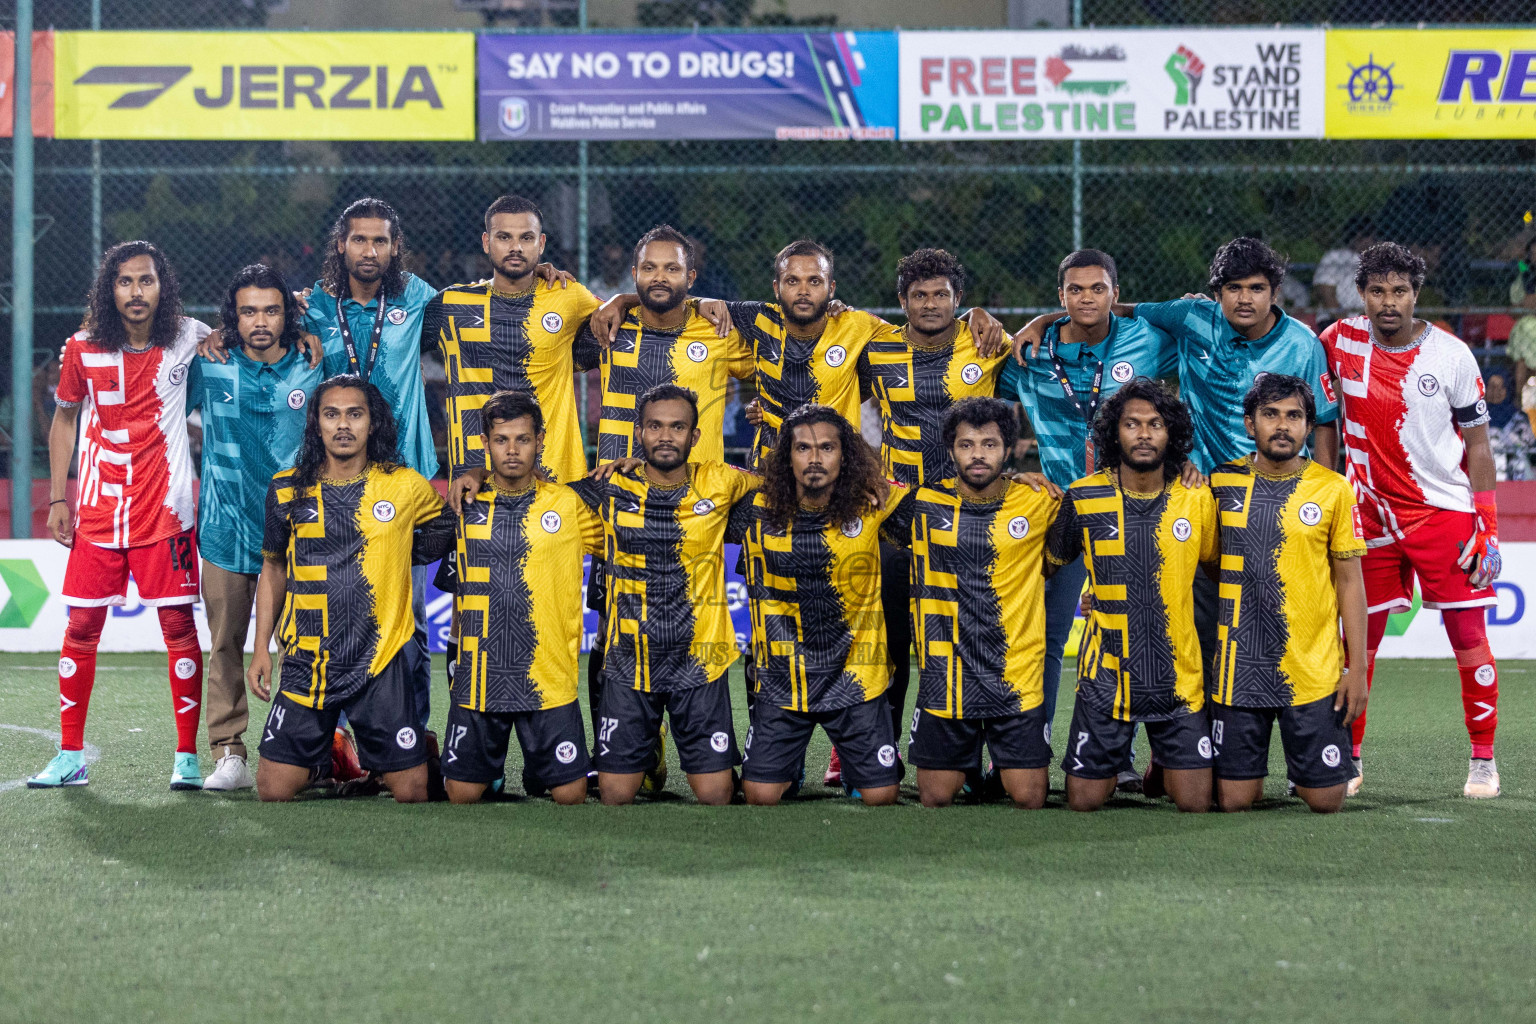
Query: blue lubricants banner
[{"left": 478, "top": 31, "right": 897, "bottom": 140}]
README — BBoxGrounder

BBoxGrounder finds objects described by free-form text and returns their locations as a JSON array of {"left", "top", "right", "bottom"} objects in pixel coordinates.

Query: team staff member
[
  {"left": 571, "top": 385, "right": 758, "bottom": 806},
  {"left": 1209, "top": 375, "right": 1368, "bottom": 814},
  {"left": 248, "top": 376, "right": 454, "bottom": 803},
  {"left": 727, "top": 405, "right": 907, "bottom": 807},
  {"left": 1046, "top": 379, "right": 1218, "bottom": 814},
  {"left": 439, "top": 391, "right": 603, "bottom": 805},
  {"left": 186, "top": 264, "right": 321, "bottom": 792},
  {"left": 885, "top": 398, "right": 1061, "bottom": 809}
]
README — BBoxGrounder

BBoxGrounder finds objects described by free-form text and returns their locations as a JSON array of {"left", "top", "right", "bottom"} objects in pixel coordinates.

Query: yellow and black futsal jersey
[
  {"left": 724, "top": 302, "right": 898, "bottom": 464},
  {"left": 726, "top": 487, "right": 908, "bottom": 713},
  {"left": 585, "top": 302, "right": 754, "bottom": 465},
  {"left": 1210, "top": 456, "right": 1366, "bottom": 708},
  {"left": 571, "top": 462, "right": 758, "bottom": 690},
  {"left": 887, "top": 481, "right": 1060, "bottom": 719},
  {"left": 452, "top": 479, "right": 604, "bottom": 713},
  {"left": 427, "top": 279, "right": 603, "bottom": 484},
  {"left": 1045, "top": 471, "right": 1219, "bottom": 721},
  {"left": 859, "top": 321, "right": 1009, "bottom": 488},
  {"left": 262, "top": 464, "right": 454, "bottom": 709}
]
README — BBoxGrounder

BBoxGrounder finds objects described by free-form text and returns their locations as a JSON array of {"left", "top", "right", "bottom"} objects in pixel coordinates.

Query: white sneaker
[
  {"left": 1463, "top": 758, "right": 1500, "bottom": 799},
  {"left": 1346, "top": 757, "right": 1363, "bottom": 797},
  {"left": 203, "top": 752, "right": 255, "bottom": 791}
]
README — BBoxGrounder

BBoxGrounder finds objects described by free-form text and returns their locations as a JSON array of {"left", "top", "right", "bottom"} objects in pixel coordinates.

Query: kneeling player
[
  {"left": 1209, "top": 376, "right": 1368, "bottom": 813},
  {"left": 248, "top": 377, "right": 454, "bottom": 802},
  {"left": 439, "top": 391, "right": 602, "bottom": 805},
  {"left": 887, "top": 398, "right": 1061, "bottom": 808},
  {"left": 727, "top": 405, "right": 906, "bottom": 807},
  {"left": 1046, "top": 379, "right": 1217, "bottom": 813}
]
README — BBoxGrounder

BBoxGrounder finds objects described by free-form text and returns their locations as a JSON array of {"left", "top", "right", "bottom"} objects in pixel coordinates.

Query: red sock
[
  {"left": 1444, "top": 608, "right": 1497, "bottom": 758},
  {"left": 1351, "top": 610, "right": 1389, "bottom": 758},
  {"left": 159, "top": 606, "right": 203, "bottom": 755},
  {"left": 58, "top": 607, "right": 108, "bottom": 751}
]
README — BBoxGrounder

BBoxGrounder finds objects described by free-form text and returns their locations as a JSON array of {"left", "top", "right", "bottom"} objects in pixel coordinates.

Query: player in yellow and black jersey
[
  {"left": 428, "top": 391, "right": 605, "bottom": 806},
  {"left": 248, "top": 376, "right": 454, "bottom": 803},
  {"left": 570, "top": 383, "right": 759, "bottom": 806},
  {"left": 426, "top": 196, "right": 603, "bottom": 502},
  {"left": 1045, "top": 378, "right": 1218, "bottom": 813},
  {"left": 1208, "top": 374, "right": 1368, "bottom": 814},
  {"left": 726, "top": 404, "right": 907, "bottom": 807},
  {"left": 882, "top": 398, "right": 1061, "bottom": 809}
]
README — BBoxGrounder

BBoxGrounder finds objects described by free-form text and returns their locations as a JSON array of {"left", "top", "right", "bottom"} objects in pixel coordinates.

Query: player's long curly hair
[
  {"left": 762, "top": 404, "right": 884, "bottom": 532},
  {"left": 291, "top": 375, "right": 402, "bottom": 499},
  {"left": 219, "top": 264, "right": 303, "bottom": 352},
  {"left": 321, "top": 197, "right": 410, "bottom": 301},
  {"left": 82, "top": 240, "right": 184, "bottom": 352},
  {"left": 1092, "top": 377, "right": 1194, "bottom": 484}
]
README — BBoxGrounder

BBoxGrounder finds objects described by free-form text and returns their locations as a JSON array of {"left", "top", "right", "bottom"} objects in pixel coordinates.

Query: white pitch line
[{"left": 0, "top": 724, "right": 103, "bottom": 793}]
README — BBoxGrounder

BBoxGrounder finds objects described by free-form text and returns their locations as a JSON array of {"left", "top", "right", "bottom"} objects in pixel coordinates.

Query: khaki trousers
[{"left": 201, "top": 560, "right": 261, "bottom": 759}]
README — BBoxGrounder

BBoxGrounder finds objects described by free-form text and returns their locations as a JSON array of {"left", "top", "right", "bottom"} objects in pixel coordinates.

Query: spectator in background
[
  {"left": 1484, "top": 367, "right": 1534, "bottom": 481},
  {"left": 588, "top": 238, "right": 631, "bottom": 301},
  {"left": 1313, "top": 214, "right": 1376, "bottom": 314},
  {"left": 1507, "top": 235, "right": 1536, "bottom": 397}
]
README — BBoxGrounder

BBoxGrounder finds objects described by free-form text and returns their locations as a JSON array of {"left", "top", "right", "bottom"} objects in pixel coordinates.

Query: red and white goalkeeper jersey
[
  {"left": 55, "top": 318, "right": 210, "bottom": 549},
  {"left": 1320, "top": 315, "right": 1489, "bottom": 546}
]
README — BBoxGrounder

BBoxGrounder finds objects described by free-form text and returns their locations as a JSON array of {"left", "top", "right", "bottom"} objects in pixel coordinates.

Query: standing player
[
  {"left": 248, "top": 377, "right": 454, "bottom": 803},
  {"left": 30, "top": 241, "right": 211, "bottom": 791},
  {"left": 1319, "top": 243, "right": 1503, "bottom": 798},
  {"left": 440, "top": 391, "right": 603, "bottom": 805},
  {"left": 186, "top": 264, "right": 321, "bottom": 791},
  {"left": 1209, "top": 375, "right": 1368, "bottom": 813},
  {"left": 887, "top": 398, "right": 1061, "bottom": 809},
  {"left": 428, "top": 195, "right": 603, "bottom": 507},
  {"left": 727, "top": 404, "right": 906, "bottom": 807},
  {"left": 1046, "top": 379, "right": 1218, "bottom": 813},
  {"left": 570, "top": 385, "right": 758, "bottom": 806}
]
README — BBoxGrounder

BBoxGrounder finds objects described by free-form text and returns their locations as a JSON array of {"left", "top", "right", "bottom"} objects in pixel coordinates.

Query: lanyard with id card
[
  {"left": 338, "top": 298, "right": 387, "bottom": 381},
  {"left": 1048, "top": 338, "right": 1105, "bottom": 475}
]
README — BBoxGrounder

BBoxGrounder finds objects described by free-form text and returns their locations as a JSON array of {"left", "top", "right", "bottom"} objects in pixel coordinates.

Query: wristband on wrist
[
  {"left": 1473, "top": 490, "right": 1498, "bottom": 533},
  {"left": 49, "top": 499, "right": 68, "bottom": 506}
]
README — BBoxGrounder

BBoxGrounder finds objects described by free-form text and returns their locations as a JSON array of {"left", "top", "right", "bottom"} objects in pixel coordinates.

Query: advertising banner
[
  {"left": 0, "top": 31, "right": 55, "bottom": 138},
  {"left": 1326, "top": 29, "right": 1536, "bottom": 139},
  {"left": 898, "top": 29, "right": 1324, "bottom": 140},
  {"left": 477, "top": 31, "right": 897, "bottom": 141},
  {"left": 52, "top": 31, "right": 475, "bottom": 140}
]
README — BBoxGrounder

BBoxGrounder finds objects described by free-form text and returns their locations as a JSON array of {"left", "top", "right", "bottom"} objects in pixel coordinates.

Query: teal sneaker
[
  {"left": 27, "top": 749, "right": 89, "bottom": 788},
  {"left": 170, "top": 752, "right": 203, "bottom": 791}
]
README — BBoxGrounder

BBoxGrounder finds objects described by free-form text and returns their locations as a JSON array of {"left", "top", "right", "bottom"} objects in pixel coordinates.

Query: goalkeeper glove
[{"left": 1456, "top": 492, "right": 1501, "bottom": 589}]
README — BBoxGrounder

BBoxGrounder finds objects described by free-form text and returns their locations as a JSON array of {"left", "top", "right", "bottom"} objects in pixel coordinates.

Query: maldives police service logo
[
  {"left": 960, "top": 362, "right": 983, "bottom": 385},
  {"left": 1172, "top": 517, "right": 1192, "bottom": 542},
  {"left": 1321, "top": 743, "right": 1342, "bottom": 768},
  {"left": 541, "top": 510, "right": 562, "bottom": 534},
  {"left": 387, "top": 307, "right": 407, "bottom": 326},
  {"left": 1418, "top": 373, "right": 1440, "bottom": 397},
  {"left": 825, "top": 345, "right": 847, "bottom": 367},
  {"left": 1299, "top": 502, "right": 1323, "bottom": 526},
  {"left": 1110, "top": 360, "right": 1134, "bottom": 383},
  {"left": 1008, "top": 516, "right": 1030, "bottom": 539},
  {"left": 555, "top": 741, "right": 578, "bottom": 764},
  {"left": 396, "top": 727, "right": 418, "bottom": 750},
  {"left": 1475, "top": 664, "right": 1496, "bottom": 686},
  {"left": 840, "top": 518, "right": 864, "bottom": 539},
  {"left": 686, "top": 341, "right": 709, "bottom": 363},
  {"left": 542, "top": 311, "right": 564, "bottom": 333},
  {"left": 287, "top": 388, "right": 306, "bottom": 410},
  {"left": 168, "top": 363, "right": 188, "bottom": 385},
  {"left": 693, "top": 499, "right": 716, "bottom": 516},
  {"left": 877, "top": 744, "right": 897, "bottom": 767},
  {"left": 499, "top": 96, "right": 531, "bottom": 137},
  {"left": 371, "top": 500, "right": 396, "bottom": 522},
  {"left": 710, "top": 732, "right": 731, "bottom": 753}
]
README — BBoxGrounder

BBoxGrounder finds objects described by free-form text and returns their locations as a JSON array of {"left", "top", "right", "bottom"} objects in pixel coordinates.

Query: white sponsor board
[
  {"left": 0, "top": 538, "right": 1531, "bottom": 657},
  {"left": 898, "top": 29, "right": 1324, "bottom": 140}
]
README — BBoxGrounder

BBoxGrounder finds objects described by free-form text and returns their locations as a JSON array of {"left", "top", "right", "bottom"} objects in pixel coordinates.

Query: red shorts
[
  {"left": 1363, "top": 509, "right": 1495, "bottom": 614},
  {"left": 62, "top": 530, "right": 202, "bottom": 608}
]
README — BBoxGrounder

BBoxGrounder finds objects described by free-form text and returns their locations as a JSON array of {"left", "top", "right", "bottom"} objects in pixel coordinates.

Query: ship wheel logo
[{"left": 1341, "top": 54, "right": 1399, "bottom": 105}]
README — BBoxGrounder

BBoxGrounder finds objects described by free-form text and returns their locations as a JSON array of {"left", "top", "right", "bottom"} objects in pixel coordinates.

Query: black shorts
[
  {"left": 594, "top": 679, "right": 740, "bottom": 776},
  {"left": 1211, "top": 696, "right": 1352, "bottom": 789},
  {"left": 258, "top": 649, "right": 426, "bottom": 775},
  {"left": 906, "top": 705, "right": 1054, "bottom": 772},
  {"left": 741, "top": 696, "right": 900, "bottom": 790},
  {"left": 441, "top": 700, "right": 592, "bottom": 788},
  {"left": 1061, "top": 699, "right": 1212, "bottom": 779}
]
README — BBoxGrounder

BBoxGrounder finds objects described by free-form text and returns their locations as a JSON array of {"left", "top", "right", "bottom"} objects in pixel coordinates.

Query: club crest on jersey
[
  {"left": 555, "top": 741, "right": 578, "bottom": 764},
  {"left": 542, "top": 311, "right": 564, "bottom": 333},
  {"left": 1321, "top": 743, "right": 1341, "bottom": 768},
  {"left": 686, "top": 341, "right": 709, "bottom": 363},
  {"left": 710, "top": 731, "right": 731, "bottom": 753},
  {"left": 960, "top": 362, "right": 983, "bottom": 385},
  {"left": 1172, "top": 517, "right": 1192, "bottom": 542},
  {"left": 1475, "top": 664, "right": 1496, "bottom": 686},
  {"left": 396, "top": 727, "right": 417, "bottom": 750},
  {"left": 287, "top": 389, "right": 307, "bottom": 410},
  {"left": 1417, "top": 373, "right": 1440, "bottom": 397},
  {"left": 1197, "top": 736, "right": 1213, "bottom": 759},
  {"left": 1008, "top": 516, "right": 1030, "bottom": 539},
  {"left": 877, "top": 744, "right": 896, "bottom": 767},
  {"left": 1475, "top": 399, "right": 1488, "bottom": 417},
  {"left": 168, "top": 363, "right": 188, "bottom": 385},
  {"left": 693, "top": 499, "right": 716, "bottom": 516},
  {"left": 541, "top": 510, "right": 562, "bottom": 533},
  {"left": 824, "top": 345, "right": 847, "bottom": 367},
  {"left": 372, "top": 500, "right": 396, "bottom": 522},
  {"left": 386, "top": 307, "right": 407, "bottom": 326},
  {"left": 1110, "top": 360, "right": 1134, "bottom": 383},
  {"left": 840, "top": 518, "right": 864, "bottom": 539},
  {"left": 1299, "top": 501, "right": 1323, "bottom": 526}
]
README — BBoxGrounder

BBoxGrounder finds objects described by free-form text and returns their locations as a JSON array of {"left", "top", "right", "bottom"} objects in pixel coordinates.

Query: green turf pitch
[{"left": 0, "top": 654, "right": 1530, "bottom": 1024}]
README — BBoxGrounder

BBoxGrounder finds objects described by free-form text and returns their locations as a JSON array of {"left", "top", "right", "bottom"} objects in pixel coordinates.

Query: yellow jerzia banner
[
  {"left": 53, "top": 31, "right": 475, "bottom": 140},
  {"left": 1326, "top": 29, "right": 1536, "bottom": 138}
]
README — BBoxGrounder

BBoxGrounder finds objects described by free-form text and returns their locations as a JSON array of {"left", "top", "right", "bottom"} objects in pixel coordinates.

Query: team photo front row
[{"left": 28, "top": 202, "right": 1505, "bottom": 809}]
